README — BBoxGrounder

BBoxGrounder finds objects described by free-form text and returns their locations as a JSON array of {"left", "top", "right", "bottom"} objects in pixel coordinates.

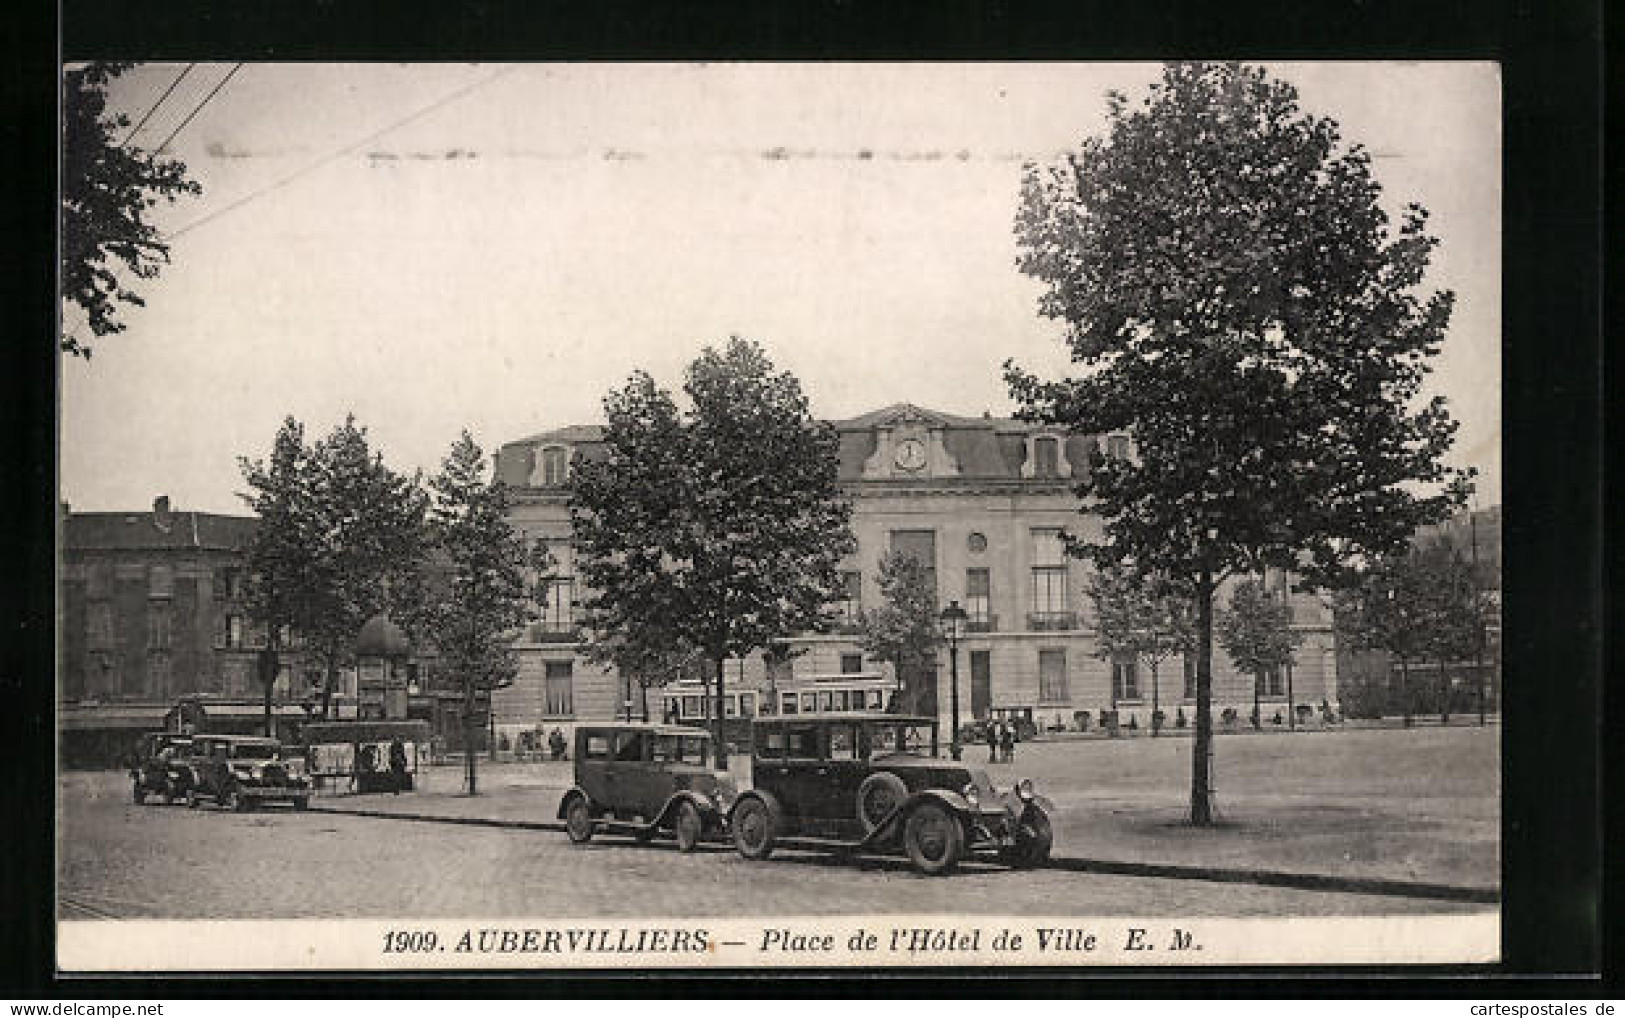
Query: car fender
[
  {"left": 1026, "top": 794, "right": 1056, "bottom": 818},
  {"left": 556, "top": 786, "right": 593, "bottom": 821},
  {"left": 728, "top": 788, "right": 783, "bottom": 828},
  {"left": 656, "top": 790, "right": 722, "bottom": 829},
  {"left": 861, "top": 788, "right": 974, "bottom": 846}
]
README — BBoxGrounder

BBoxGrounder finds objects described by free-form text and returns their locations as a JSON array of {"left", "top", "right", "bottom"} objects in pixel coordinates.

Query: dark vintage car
[
  {"left": 727, "top": 714, "right": 1054, "bottom": 876},
  {"left": 556, "top": 724, "right": 736, "bottom": 852},
  {"left": 128, "top": 733, "right": 194, "bottom": 804},
  {"left": 184, "top": 734, "right": 312, "bottom": 811}
]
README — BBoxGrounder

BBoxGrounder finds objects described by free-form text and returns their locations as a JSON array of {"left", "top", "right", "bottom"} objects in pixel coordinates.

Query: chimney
[{"left": 153, "top": 495, "right": 172, "bottom": 532}]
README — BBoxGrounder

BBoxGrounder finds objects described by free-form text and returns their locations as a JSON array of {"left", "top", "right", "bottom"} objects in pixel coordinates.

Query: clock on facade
[{"left": 893, "top": 438, "right": 927, "bottom": 472}]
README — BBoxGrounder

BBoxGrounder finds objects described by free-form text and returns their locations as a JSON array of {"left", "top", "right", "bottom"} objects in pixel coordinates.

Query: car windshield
[{"left": 230, "top": 744, "right": 278, "bottom": 760}]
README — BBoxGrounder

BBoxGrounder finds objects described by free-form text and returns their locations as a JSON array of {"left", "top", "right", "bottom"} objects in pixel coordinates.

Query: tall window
[
  {"left": 1107, "top": 434, "right": 1131, "bottom": 460},
  {"left": 148, "top": 565, "right": 174, "bottom": 599},
  {"left": 965, "top": 568, "right": 991, "bottom": 624},
  {"left": 840, "top": 652, "right": 864, "bottom": 674},
  {"left": 225, "top": 614, "right": 244, "bottom": 650},
  {"left": 1033, "top": 436, "right": 1060, "bottom": 478},
  {"left": 147, "top": 603, "right": 172, "bottom": 650},
  {"left": 1113, "top": 659, "right": 1140, "bottom": 701},
  {"left": 1256, "top": 666, "right": 1284, "bottom": 698},
  {"left": 544, "top": 661, "right": 574, "bottom": 716},
  {"left": 540, "top": 540, "right": 574, "bottom": 632},
  {"left": 1030, "top": 528, "right": 1069, "bottom": 617},
  {"left": 839, "top": 571, "right": 862, "bottom": 626},
  {"left": 890, "top": 530, "right": 937, "bottom": 594},
  {"left": 147, "top": 651, "right": 171, "bottom": 697},
  {"left": 1038, "top": 649, "right": 1069, "bottom": 703},
  {"left": 539, "top": 446, "right": 569, "bottom": 487}
]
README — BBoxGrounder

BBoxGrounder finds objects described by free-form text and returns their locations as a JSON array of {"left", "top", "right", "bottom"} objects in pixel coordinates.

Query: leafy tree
[
  {"left": 1217, "top": 578, "right": 1304, "bottom": 728},
  {"left": 61, "top": 62, "right": 202, "bottom": 358},
  {"left": 1005, "top": 62, "right": 1471, "bottom": 824},
  {"left": 582, "top": 617, "right": 703, "bottom": 724},
  {"left": 571, "top": 337, "right": 855, "bottom": 766},
  {"left": 859, "top": 551, "right": 942, "bottom": 717},
  {"left": 425, "top": 431, "right": 545, "bottom": 795},
  {"left": 1088, "top": 565, "right": 1196, "bottom": 734},
  {"left": 237, "top": 418, "right": 312, "bottom": 736},
  {"left": 1414, "top": 539, "right": 1482, "bottom": 724},
  {"left": 239, "top": 416, "right": 430, "bottom": 720}
]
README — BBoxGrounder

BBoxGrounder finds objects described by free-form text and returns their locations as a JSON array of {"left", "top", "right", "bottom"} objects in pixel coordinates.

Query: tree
[
  {"left": 239, "top": 416, "right": 430, "bottom": 720},
  {"left": 571, "top": 337, "right": 856, "bottom": 767},
  {"left": 425, "top": 431, "right": 544, "bottom": 795},
  {"left": 1005, "top": 62, "right": 1472, "bottom": 824},
  {"left": 859, "top": 551, "right": 942, "bottom": 716},
  {"left": 1217, "top": 578, "right": 1304, "bottom": 728},
  {"left": 61, "top": 62, "right": 202, "bottom": 358},
  {"left": 581, "top": 615, "right": 703, "bottom": 724},
  {"left": 1414, "top": 540, "right": 1482, "bottom": 724},
  {"left": 237, "top": 418, "right": 313, "bottom": 736},
  {"left": 1088, "top": 565, "right": 1196, "bottom": 735}
]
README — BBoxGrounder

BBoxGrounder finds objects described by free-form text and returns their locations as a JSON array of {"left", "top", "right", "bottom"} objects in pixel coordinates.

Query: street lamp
[{"left": 939, "top": 600, "right": 968, "bottom": 761}]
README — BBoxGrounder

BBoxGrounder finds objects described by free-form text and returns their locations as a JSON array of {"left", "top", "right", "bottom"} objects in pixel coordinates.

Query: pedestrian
[
  {"left": 388, "top": 736, "right": 409, "bottom": 794},
  {"left": 985, "top": 721, "right": 998, "bottom": 763},
  {"left": 999, "top": 721, "right": 1015, "bottom": 763},
  {"left": 549, "top": 727, "right": 566, "bottom": 761}
]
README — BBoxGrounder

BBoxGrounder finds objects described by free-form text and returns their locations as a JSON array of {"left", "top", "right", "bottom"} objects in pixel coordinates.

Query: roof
[
  {"left": 355, "top": 613, "right": 412, "bottom": 657},
  {"left": 63, "top": 511, "right": 258, "bottom": 552},
  {"left": 577, "top": 722, "right": 714, "bottom": 738},
  {"left": 511, "top": 424, "right": 606, "bottom": 446},
  {"left": 58, "top": 704, "right": 170, "bottom": 731},
  {"left": 753, "top": 713, "right": 938, "bottom": 725},
  {"left": 192, "top": 734, "right": 279, "bottom": 744}
]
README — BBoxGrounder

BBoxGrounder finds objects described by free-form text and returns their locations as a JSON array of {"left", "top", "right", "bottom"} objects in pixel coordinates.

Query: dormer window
[
  {"left": 531, "top": 445, "right": 570, "bottom": 487},
  {"left": 1020, "top": 431, "right": 1072, "bottom": 479},
  {"left": 1106, "top": 434, "right": 1132, "bottom": 460}
]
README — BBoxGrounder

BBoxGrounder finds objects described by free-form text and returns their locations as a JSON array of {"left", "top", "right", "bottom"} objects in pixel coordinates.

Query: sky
[{"left": 60, "top": 62, "right": 1501, "bottom": 515}]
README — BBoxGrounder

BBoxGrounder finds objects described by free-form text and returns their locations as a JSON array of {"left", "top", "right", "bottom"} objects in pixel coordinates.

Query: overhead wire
[
  {"left": 164, "top": 65, "right": 517, "bottom": 243},
  {"left": 152, "top": 63, "right": 243, "bottom": 156},
  {"left": 119, "top": 63, "right": 195, "bottom": 148}
]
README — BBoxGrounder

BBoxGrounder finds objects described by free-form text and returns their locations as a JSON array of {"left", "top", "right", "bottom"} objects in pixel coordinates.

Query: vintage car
[
  {"left": 128, "top": 733, "right": 194, "bottom": 804},
  {"left": 556, "top": 724, "right": 736, "bottom": 852},
  {"left": 727, "top": 714, "right": 1054, "bottom": 876},
  {"left": 184, "top": 734, "right": 312, "bottom": 811}
]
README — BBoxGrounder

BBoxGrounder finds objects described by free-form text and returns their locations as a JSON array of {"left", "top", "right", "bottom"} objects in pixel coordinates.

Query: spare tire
[{"left": 856, "top": 771, "right": 908, "bottom": 833}]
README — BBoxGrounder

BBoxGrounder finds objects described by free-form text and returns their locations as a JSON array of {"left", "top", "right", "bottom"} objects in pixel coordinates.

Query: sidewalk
[{"left": 313, "top": 725, "right": 1499, "bottom": 899}]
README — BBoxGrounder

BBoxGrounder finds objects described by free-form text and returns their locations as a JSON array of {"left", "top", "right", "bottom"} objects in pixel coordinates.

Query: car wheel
[
  {"left": 856, "top": 772, "right": 908, "bottom": 833},
  {"left": 903, "top": 802, "right": 964, "bottom": 876},
  {"left": 673, "top": 801, "right": 703, "bottom": 853},
  {"left": 731, "top": 797, "right": 776, "bottom": 861},
  {"left": 1000, "top": 807, "right": 1054, "bottom": 868},
  {"left": 564, "top": 795, "right": 595, "bottom": 844}
]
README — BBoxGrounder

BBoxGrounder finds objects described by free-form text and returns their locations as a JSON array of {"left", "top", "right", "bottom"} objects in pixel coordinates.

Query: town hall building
[{"left": 490, "top": 403, "right": 1340, "bottom": 744}]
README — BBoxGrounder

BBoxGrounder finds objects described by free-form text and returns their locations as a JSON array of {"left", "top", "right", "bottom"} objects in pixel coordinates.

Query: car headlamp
[
  {"left": 960, "top": 782, "right": 980, "bottom": 809},
  {"left": 1016, "top": 778, "right": 1035, "bottom": 801}
]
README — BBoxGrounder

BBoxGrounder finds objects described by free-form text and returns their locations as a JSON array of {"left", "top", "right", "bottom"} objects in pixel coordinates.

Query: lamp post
[{"left": 939, "top": 600, "right": 968, "bottom": 761}]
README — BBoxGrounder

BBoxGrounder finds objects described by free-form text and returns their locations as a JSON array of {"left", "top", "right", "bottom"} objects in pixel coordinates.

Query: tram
[{"left": 659, "top": 671, "right": 900, "bottom": 746}]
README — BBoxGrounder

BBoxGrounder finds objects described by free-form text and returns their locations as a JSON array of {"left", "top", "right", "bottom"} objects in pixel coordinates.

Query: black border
[{"left": 8, "top": 0, "right": 1606, "bottom": 997}]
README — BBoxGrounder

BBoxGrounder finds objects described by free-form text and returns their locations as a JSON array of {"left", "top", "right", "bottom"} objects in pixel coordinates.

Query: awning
[
  {"left": 58, "top": 705, "right": 170, "bottom": 732},
  {"left": 193, "top": 704, "right": 313, "bottom": 719}
]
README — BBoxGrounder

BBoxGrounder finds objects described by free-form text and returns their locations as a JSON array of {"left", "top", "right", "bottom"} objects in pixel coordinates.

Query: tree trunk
[
  {"left": 1189, "top": 573, "right": 1216, "bottom": 826},
  {"left": 712, "top": 656, "right": 728, "bottom": 770},
  {"left": 321, "top": 655, "right": 337, "bottom": 720},
  {"left": 1399, "top": 656, "right": 1411, "bottom": 727},
  {"left": 260, "top": 646, "right": 279, "bottom": 739},
  {"left": 1439, "top": 659, "right": 1450, "bottom": 725},
  {"left": 1286, "top": 659, "right": 1295, "bottom": 730},
  {"left": 464, "top": 678, "right": 478, "bottom": 795}
]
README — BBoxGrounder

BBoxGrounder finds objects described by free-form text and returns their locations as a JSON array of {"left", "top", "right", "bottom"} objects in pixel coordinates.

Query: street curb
[{"left": 309, "top": 805, "right": 1499, "bottom": 905}]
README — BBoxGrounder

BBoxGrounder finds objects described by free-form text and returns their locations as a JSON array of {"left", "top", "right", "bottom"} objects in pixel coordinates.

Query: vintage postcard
[{"left": 57, "top": 61, "right": 1501, "bottom": 972}]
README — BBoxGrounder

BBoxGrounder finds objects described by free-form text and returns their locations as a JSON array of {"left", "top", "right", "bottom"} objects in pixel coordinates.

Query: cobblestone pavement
[{"left": 60, "top": 772, "right": 1489, "bottom": 921}]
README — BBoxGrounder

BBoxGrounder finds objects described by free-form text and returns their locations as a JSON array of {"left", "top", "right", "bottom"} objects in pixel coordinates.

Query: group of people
[{"left": 984, "top": 720, "right": 1018, "bottom": 763}]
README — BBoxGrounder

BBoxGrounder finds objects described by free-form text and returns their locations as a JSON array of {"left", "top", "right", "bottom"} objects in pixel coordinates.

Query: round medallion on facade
[
  {"left": 967, "top": 532, "right": 987, "bottom": 554},
  {"left": 894, "top": 438, "right": 927, "bottom": 472}
]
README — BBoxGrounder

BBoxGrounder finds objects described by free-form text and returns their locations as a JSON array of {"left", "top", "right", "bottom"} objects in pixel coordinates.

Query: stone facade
[{"left": 491, "top": 403, "right": 1340, "bottom": 743}]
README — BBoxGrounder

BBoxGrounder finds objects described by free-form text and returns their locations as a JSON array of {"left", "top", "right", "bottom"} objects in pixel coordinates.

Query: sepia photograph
[{"left": 55, "top": 59, "right": 1503, "bottom": 972}]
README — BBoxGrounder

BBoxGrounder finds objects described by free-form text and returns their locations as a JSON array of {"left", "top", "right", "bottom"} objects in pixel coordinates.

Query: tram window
[
  {"left": 682, "top": 695, "right": 700, "bottom": 717},
  {"left": 740, "top": 693, "right": 756, "bottom": 717},
  {"left": 820, "top": 691, "right": 835, "bottom": 712},
  {"left": 781, "top": 692, "right": 798, "bottom": 715},
  {"left": 784, "top": 725, "right": 821, "bottom": 760},
  {"left": 723, "top": 695, "right": 737, "bottom": 718},
  {"left": 866, "top": 689, "right": 884, "bottom": 710},
  {"left": 583, "top": 734, "right": 611, "bottom": 760},
  {"left": 759, "top": 728, "right": 786, "bottom": 758},
  {"left": 801, "top": 692, "right": 817, "bottom": 713}
]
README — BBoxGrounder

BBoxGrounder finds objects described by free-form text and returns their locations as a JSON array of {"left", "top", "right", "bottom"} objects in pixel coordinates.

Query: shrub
[
  {"left": 1271, "top": 710, "right": 1284, "bottom": 726},
  {"left": 1220, "top": 707, "right": 1238, "bottom": 728},
  {"left": 1074, "top": 710, "right": 1092, "bottom": 732},
  {"left": 1151, "top": 709, "right": 1166, "bottom": 734}
]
